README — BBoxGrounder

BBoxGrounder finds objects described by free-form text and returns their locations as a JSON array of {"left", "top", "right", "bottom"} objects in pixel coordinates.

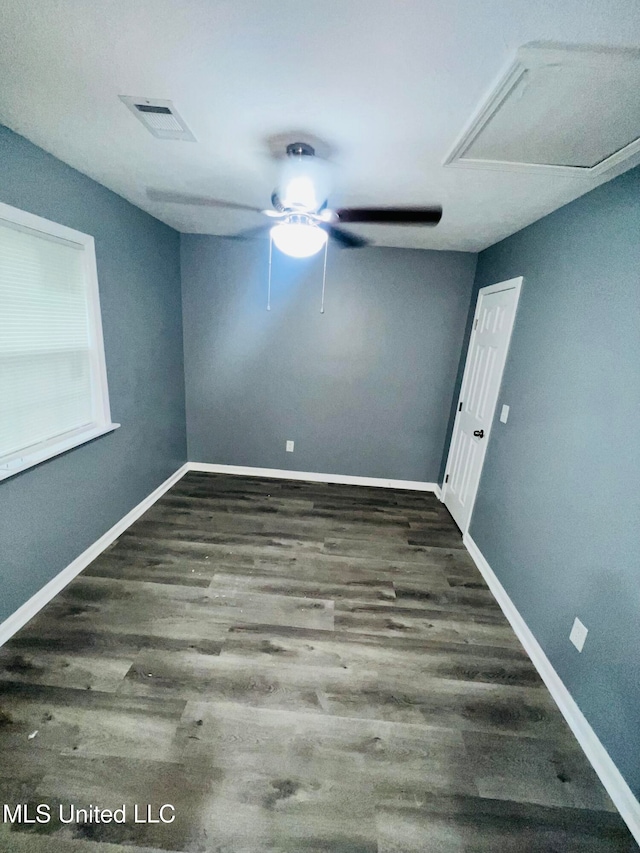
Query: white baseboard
[
  {"left": 463, "top": 532, "right": 640, "bottom": 846},
  {"left": 188, "top": 462, "right": 441, "bottom": 496},
  {"left": 0, "top": 463, "right": 190, "bottom": 649}
]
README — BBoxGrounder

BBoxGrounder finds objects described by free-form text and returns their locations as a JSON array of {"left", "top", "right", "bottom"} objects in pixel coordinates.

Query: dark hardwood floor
[{"left": 0, "top": 472, "right": 636, "bottom": 852}]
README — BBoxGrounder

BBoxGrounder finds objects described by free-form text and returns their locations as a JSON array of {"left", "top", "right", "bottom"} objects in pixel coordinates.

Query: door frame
[{"left": 441, "top": 276, "right": 523, "bottom": 532}]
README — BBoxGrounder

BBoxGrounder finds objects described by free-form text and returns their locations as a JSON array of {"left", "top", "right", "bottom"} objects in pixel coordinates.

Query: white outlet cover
[
  {"left": 500, "top": 404, "right": 510, "bottom": 423},
  {"left": 570, "top": 617, "right": 588, "bottom": 652},
  {"left": 286, "top": 440, "right": 294, "bottom": 452}
]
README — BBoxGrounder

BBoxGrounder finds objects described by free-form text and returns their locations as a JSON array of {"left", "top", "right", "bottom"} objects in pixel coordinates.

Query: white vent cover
[
  {"left": 445, "top": 44, "right": 640, "bottom": 176},
  {"left": 119, "top": 96, "right": 195, "bottom": 141}
]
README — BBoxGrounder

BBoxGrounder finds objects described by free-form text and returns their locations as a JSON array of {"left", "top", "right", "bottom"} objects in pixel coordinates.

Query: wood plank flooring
[{"left": 0, "top": 472, "right": 636, "bottom": 852}]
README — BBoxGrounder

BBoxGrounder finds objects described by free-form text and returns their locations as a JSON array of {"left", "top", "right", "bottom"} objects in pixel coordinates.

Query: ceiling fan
[{"left": 148, "top": 141, "right": 442, "bottom": 258}]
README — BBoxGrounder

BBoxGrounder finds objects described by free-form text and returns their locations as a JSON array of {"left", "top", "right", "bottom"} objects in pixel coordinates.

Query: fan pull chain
[
  {"left": 267, "top": 233, "right": 273, "bottom": 311},
  {"left": 320, "top": 238, "right": 328, "bottom": 314}
]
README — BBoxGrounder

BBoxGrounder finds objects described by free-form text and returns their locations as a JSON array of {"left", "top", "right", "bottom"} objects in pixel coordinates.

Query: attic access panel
[{"left": 445, "top": 44, "right": 640, "bottom": 176}]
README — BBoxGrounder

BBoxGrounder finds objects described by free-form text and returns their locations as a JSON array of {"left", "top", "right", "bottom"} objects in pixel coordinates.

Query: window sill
[{"left": 0, "top": 423, "right": 121, "bottom": 482}]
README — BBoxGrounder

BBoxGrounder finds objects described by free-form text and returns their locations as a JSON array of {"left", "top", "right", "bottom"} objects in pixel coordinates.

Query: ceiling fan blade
[
  {"left": 147, "top": 189, "right": 263, "bottom": 213},
  {"left": 323, "top": 225, "right": 370, "bottom": 249},
  {"left": 336, "top": 206, "right": 442, "bottom": 226}
]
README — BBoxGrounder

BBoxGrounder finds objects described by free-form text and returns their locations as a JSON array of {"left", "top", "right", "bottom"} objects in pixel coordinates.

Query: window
[{"left": 0, "top": 202, "right": 118, "bottom": 481}]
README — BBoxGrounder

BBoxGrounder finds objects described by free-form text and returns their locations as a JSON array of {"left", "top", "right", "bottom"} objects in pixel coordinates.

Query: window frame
[{"left": 0, "top": 201, "right": 119, "bottom": 481}]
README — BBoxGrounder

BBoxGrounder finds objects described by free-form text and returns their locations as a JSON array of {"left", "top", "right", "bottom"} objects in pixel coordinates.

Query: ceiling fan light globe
[{"left": 270, "top": 223, "right": 327, "bottom": 258}]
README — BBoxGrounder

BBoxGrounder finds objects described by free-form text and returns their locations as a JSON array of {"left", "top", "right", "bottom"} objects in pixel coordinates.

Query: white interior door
[{"left": 443, "top": 277, "right": 522, "bottom": 532}]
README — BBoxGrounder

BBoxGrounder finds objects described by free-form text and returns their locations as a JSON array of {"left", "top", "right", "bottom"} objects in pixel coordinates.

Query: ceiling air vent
[
  {"left": 445, "top": 43, "right": 640, "bottom": 176},
  {"left": 119, "top": 96, "right": 195, "bottom": 141}
]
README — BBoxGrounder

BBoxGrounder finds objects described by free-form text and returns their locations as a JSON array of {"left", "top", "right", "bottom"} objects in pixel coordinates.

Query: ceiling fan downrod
[{"left": 286, "top": 142, "right": 315, "bottom": 158}]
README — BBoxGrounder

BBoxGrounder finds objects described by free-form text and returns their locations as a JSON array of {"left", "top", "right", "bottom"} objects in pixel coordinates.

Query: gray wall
[
  {"left": 469, "top": 164, "right": 640, "bottom": 796},
  {"left": 0, "top": 126, "right": 187, "bottom": 625},
  {"left": 181, "top": 235, "right": 477, "bottom": 481}
]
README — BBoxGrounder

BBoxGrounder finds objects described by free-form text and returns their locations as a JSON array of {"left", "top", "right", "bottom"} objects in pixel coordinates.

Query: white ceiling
[{"left": 0, "top": 0, "right": 639, "bottom": 252}]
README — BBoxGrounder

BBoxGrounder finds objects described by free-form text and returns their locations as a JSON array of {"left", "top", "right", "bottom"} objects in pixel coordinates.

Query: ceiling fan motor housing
[{"left": 275, "top": 142, "right": 329, "bottom": 214}]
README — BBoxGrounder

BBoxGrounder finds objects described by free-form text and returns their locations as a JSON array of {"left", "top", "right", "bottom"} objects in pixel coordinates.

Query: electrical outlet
[
  {"left": 286, "top": 440, "right": 294, "bottom": 452},
  {"left": 569, "top": 617, "right": 588, "bottom": 652},
  {"left": 500, "top": 404, "right": 510, "bottom": 423}
]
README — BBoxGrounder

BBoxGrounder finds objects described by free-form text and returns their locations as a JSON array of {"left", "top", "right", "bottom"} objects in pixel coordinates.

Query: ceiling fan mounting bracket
[{"left": 286, "top": 142, "right": 315, "bottom": 157}]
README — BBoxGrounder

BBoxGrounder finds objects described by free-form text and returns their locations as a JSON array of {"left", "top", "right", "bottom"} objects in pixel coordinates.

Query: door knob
[{"left": 473, "top": 429, "right": 484, "bottom": 438}]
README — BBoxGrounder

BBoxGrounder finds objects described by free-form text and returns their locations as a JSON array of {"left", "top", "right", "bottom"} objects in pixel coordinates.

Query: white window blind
[{"left": 0, "top": 203, "right": 117, "bottom": 480}]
